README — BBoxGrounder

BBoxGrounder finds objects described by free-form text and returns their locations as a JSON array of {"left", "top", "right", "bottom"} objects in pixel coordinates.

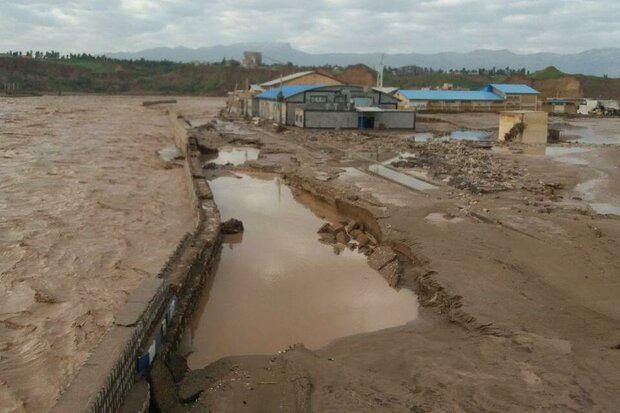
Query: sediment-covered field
[{"left": 176, "top": 111, "right": 620, "bottom": 412}]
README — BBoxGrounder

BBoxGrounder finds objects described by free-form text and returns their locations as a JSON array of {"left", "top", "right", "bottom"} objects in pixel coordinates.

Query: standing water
[
  {"left": 188, "top": 174, "right": 418, "bottom": 368},
  {"left": 210, "top": 146, "right": 260, "bottom": 166}
]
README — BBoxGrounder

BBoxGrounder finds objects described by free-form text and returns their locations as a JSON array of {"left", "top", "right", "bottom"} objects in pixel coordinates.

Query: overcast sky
[{"left": 1, "top": 0, "right": 619, "bottom": 54}]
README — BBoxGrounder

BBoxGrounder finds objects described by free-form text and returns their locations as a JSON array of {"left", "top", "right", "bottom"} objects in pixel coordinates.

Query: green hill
[{"left": 531, "top": 66, "right": 566, "bottom": 80}]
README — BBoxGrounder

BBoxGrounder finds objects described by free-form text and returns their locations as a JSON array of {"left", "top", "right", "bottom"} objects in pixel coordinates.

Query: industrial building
[
  {"left": 542, "top": 98, "right": 578, "bottom": 114},
  {"left": 228, "top": 71, "right": 343, "bottom": 118},
  {"left": 397, "top": 84, "right": 540, "bottom": 112},
  {"left": 255, "top": 84, "right": 415, "bottom": 129},
  {"left": 259, "top": 70, "right": 342, "bottom": 89},
  {"left": 241, "top": 51, "right": 262, "bottom": 68}
]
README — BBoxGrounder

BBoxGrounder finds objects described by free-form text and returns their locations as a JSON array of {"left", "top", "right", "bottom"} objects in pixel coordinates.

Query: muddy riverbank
[{"left": 172, "top": 111, "right": 620, "bottom": 412}]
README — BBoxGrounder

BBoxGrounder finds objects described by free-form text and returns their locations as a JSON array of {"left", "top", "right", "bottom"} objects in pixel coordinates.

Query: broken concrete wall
[{"left": 498, "top": 111, "right": 548, "bottom": 144}]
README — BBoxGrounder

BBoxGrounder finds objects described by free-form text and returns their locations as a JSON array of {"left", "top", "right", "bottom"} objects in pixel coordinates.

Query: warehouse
[
  {"left": 255, "top": 84, "right": 415, "bottom": 129},
  {"left": 398, "top": 84, "right": 540, "bottom": 112},
  {"left": 542, "top": 98, "right": 578, "bottom": 114},
  {"left": 259, "top": 70, "right": 342, "bottom": 89}
]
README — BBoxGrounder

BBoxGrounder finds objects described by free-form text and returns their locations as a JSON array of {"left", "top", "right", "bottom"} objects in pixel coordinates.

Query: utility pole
[{"left": 377, "top": 53, "right": 385, "bottom": 88}]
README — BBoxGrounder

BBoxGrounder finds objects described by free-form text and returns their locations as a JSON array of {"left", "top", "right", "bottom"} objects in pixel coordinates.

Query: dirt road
[{"left": 0, "top": 96, "right": 223, "bottom": 412}]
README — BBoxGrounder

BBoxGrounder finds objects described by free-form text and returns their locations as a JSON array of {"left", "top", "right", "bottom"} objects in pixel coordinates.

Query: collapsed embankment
[
  {"left": 285, "top": 174, "right": 505, "bottom": 337},
  {"left": 50, "top": 111, "right": 222, "bottom": 413}
]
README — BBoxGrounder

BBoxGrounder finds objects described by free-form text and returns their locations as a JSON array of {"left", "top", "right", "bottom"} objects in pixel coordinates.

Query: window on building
[
  {"left": 310, "top": 95, "right": 327, "bottom": 103},
  {"left": 334, "top": 96, "right": 345, "bottom": 103}
]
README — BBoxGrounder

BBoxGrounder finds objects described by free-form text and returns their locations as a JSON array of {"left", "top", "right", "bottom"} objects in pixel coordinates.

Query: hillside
[
  {"left": 105, "top": 43, "right": 620, "bottom": 77},
  {"left": 2, "top": 57, "right": 620, "bottom": 99},
  {"left": 0, "top": 57, "right": 305, "bottom": 95},
  {"left": 506, "top": 67, "right": 620, "bottom": 100},
  {"left": 0, "top": 56, "right": 506, "bottom": 96}
]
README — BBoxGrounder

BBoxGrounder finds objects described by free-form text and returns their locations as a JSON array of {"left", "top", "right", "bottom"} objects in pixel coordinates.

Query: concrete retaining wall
[{"left": 51, "top": 109, "right": 221, "bottom": 413}]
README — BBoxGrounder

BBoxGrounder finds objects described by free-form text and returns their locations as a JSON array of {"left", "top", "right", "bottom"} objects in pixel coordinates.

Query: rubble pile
[
  {"left": 393, "top": 140, "right": 535, "bottom": 194},
  {"left": 317, "top": 220, "right": 377, "bottom": 255},
  {"left": 316, "top": 221, "right": 402, "bottom": 286}
]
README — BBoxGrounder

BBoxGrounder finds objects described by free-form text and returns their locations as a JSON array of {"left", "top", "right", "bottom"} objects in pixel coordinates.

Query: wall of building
[
  {"left": 375, "top": 111, "right": 416, "bottom": 129},
  {"left": 281, "top": 73, "right": 342, "bottom": 88},
  {"left": 302, "top": 110, "right": 359, "bottom": 128},
  {"left": 542, "top": 103, "right": 578, "bottom": 114},
  {"left": 406, "top": 96, "right": 537, "bottom": 112},
  {"left": 336, "top": 64, "right": 376, "bottom": 86},
  {"left": 258, "top": 100, "right": 284, "bottom": 123},
  {"left": 259, "top": 86, "right": 401, "bottom": 125}
]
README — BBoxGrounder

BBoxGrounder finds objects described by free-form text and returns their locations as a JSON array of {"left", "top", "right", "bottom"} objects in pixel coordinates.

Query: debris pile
[
  {"left": 392, "top": 140, "right": 540, "bottom": 194},
  {"left": 316, "top": 221, "right": 402, "bottom": 286},
  {"left": 317, "top": 220, "right": 376, "bottom": 255},
  {"left": 221, "top": 218, "right": 244, "bottom": 234}
]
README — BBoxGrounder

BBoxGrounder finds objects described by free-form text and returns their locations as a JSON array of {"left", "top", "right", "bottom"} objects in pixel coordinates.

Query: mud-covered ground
[
  {"left": 175, "top": 111, "right": 620, "bottom": 412},
  {"left": 0, "top": 96, "right": 223, "bottom": 412}
]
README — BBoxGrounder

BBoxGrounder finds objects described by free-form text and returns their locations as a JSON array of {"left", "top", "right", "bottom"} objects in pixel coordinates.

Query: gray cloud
[{"left": 1, "top": 0, "right": 619, "bottom": 54}]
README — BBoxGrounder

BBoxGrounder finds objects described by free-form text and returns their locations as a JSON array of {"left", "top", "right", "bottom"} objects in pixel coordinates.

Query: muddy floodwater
[{"left": 188, "top": 174, "right": 418, "bottom": 368}]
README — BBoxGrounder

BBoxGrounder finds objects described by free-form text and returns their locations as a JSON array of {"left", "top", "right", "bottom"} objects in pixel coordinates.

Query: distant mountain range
[{"left": 105, "top": 42, "right": 620, "bottom": 77}]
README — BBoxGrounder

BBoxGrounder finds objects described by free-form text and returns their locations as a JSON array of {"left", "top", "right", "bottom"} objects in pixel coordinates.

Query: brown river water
[
  {"left": 187, "top": 173, "right": 418, "bottom": 368},
  {"left": 0, "top": 96, "right": 223, "bottom": 412}
]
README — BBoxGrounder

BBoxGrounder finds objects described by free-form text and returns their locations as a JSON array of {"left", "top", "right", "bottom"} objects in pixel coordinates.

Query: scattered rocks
[
  {"left": 318, "top": 232, "right": 336, "bottom": 244},
  {"left": 316, "top": 220, "right": 377, "bottom": 256},
  {"left": 335, "top": 231, "right": 347, "bottom": 244},
  {"left": 379, "top": 259, "right": 402, "bottom": 287},
  {"left": 367, "top": 246, "right": 402, "bottom": 287},
  {"left": 221, "top": 218, "right": 244, "bottom": 234},
  {"left": 367, "top": 246, "right": 398, "bottom": 271},
  {"left": 392, "top": 140, "right": 555, "bottom": 196},
  {"left": 355, "top": 233, "right": 371, "bottom": 247}
]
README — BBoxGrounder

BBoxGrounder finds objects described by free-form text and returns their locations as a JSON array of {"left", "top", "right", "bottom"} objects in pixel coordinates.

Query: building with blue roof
[
  {"left": 398, "top": 83, "right": 540, "bottom": 112},
  {"left": 253, "top": 84, "right": 415, "bottom": 129}
]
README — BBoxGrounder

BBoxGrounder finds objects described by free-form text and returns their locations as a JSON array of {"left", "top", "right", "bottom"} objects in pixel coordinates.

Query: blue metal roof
[
  {"left": 399, "top": 90, "right": 503, "bottom": 102},
  {"left": 487, "top": 84, "right": 540, "bottom": 95},
  {"left": 255, "top": 84, "right": 324, "bottom": 100}
]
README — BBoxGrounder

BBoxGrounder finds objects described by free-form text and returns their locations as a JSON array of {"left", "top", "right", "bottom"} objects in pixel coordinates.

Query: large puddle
[
  {"left": 187, "top": 174, "right": 418, "bottom": 368},
  {"left": 209, "top": 146, "right": 259, "bottom": 166},
  {"left": 557, "top": 125, "right": 620, "bottom": 145},
  {"left": 448, "top": 130, "right": 492, "bottom": 141},
  {"left": 414, "top": 131, "right": 491, "bottom": 142}
]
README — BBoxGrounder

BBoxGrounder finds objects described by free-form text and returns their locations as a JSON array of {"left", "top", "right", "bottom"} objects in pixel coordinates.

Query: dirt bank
[
  {"left": 0, "top": 96, "right": 224, "bottom": 412},
  {"left": 176, "top": 112, "right": 620, "bottom": 412}
]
